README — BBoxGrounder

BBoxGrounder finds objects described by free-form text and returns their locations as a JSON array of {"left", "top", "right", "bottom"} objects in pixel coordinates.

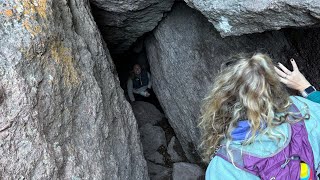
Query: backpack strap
[
  {"left": 215, "top": 103, "right": 302, "bottom": 176},
  {"left": 215, "top": 145, "right": 259, "bottom": 176}
]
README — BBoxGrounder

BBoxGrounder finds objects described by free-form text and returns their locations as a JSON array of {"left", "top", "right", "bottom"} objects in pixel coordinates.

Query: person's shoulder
[
  {"left": 127, "top": 78, "right": 133, "bottom": 85},
  {"left": 290, "top": 96, "right": 320, "bottom": 121},
  {"left": 290, "top": 96, "right": 320, "bottom": 110},
  {"left": 205, "top": 156, "right": 259, "bottom": 180},
  {"left": 206, "top": 156, "right": 229, "bottom": 180},
  {"left": 290, "top": 95, "right": 320, "bottom": 134},
  {"left": 290, "top": 96, "right": 320, "bottom": 167},
  {"left": 290, "top": 96, "right": 320, "bottom": 111}
]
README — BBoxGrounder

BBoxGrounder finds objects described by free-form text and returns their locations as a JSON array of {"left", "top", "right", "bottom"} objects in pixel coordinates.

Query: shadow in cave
[{"left": 113, "top": 35, "right": 164, "bottom": 113}]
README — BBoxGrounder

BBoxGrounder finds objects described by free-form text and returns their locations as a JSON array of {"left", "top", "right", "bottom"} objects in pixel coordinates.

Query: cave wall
[
  {"left": 145, "top": 2, "right": 300, "bottom": 162},
  {"left": 282, "top": 28, "right": 320, "bottom": 89},
  {"left": 90, "top": 0, "right": 175, "bottom": 55},
  {"left": 184, "top": 0, "right": 320, "bottom": 37},
  {"left": 0, "top": 0, "right": 148, "bottom": 179}
]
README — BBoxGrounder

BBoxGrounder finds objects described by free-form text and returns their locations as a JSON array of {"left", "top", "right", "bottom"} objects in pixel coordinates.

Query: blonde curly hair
[{"left": 199, "top": 53, "right": 293, "bottom": 163}]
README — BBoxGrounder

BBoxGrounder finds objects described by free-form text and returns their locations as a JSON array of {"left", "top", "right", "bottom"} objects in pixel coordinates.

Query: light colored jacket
[
  {"left": 127, "top": 72, "right": 151, "bottom": 102},
  {"left": 206, "top": 96, "right": 320, "bottom": 179}
]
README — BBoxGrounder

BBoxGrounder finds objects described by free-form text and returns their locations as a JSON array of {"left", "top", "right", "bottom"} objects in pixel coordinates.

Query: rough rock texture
[
  {"left": 172, "top": 162, "right": 204, "bottom": 180},
  {"left": 168, "top": 137, "right": 183, "bottom": 162},
  {"left": 140, "top": 123, "right": 167, "bottom": 156},
  {"left": 146, "top": 151, "right": 165, "bottom": 165},
  {"left": 147, "top": 161, "right": 172, "bottom": 180},
  {"left": 132, "top": 101, "right": 164, "bottom": 128},
  {"left": 184, "top": 0, "right": 320, "bottom": 37},
  {"left": 145, "top": 2, "right": 297, "bottom": 162},
  {"left": 90, "top": 0, "right": 175, "bottom": 55},
  {"left": 0, "top": 0, "right": 148, "bottom": 179},
  {"left": 282, "top": 28, "right": 320, "bottom": 90}
]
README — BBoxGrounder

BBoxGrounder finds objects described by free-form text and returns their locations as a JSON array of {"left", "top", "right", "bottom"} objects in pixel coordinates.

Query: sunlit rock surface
[
  {"left": 0, "top": 0, "right": 148, "bottom": 179},
  {"left": 145, "top": 2, "right": 296, "bottom": 162},
  {"left": 184, "top": 0, "right": 320, "bottom": 37}
]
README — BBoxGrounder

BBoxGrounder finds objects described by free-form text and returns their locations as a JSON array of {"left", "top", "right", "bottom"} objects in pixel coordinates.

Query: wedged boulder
[
  {"left": 145, "top": 2, "right": 296, "bottom": 162},
  {"left": 172, "top": 162, "right": 204, "bottom": 180},
  {"left": 90, "top": 0, "right": 175, "bottom": 54},
  {"left": 147, "top": 161, "right": 172, "bottom": 180},
  {"left": 146, "top": 151, "right": 165, "bottom": 165},
  {"left": 0, "top": 0, "right": 148, "bottom": 179},
  {"left": 168, "top": 137, "right": 184, "bottom": 163},
  {"left": 184, "top": 0, "right": 320, "bottom": 37},
  {"left": 140, "top": 123, "right": 167, "bottom": 156},
  {"left": 132, "top": 101, "right": 164, "bottom": 127}
]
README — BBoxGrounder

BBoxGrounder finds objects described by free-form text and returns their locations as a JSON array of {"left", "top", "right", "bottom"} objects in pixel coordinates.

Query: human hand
[
  {"left": 140, "top": 91, "right": 150, "bottom": 97},
  {"left": 274, "top": 58, "right": 311, "bottom": 92}
]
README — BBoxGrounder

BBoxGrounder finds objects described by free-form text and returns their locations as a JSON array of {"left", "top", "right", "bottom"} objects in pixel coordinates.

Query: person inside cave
[
  {"left": 127, "top": 64, "right": 152, "bottom": 102},
  {"left": 200, "top": 53, "right": 320, "bottom": 180}
]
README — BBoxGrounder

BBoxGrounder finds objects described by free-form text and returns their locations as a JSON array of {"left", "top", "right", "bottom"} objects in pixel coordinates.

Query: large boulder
[
  {"left": 184, "top": 0, "right": 320, "bottom": 37},
  {"left": 146, "top": 151, "right": 165, "bottom": 165},
  {"left": 147, "top": 161, "right": 172, "bottom": 180},
  {"left": 167, "top": 137, "right": 184, "bottom": 163},
  {"left": 131, "top": 101, "right": 164, "bottom": 127},
  {"left": 90, "top": 0, "right": 175, "bottom": 54},
  {"left": 0, "top": 0, "right": 148, "bottom": 179},
  {"left": 172, "top": 162, "right": 204, "bottom": 180},
  {"left": 140, "top": 123, "right": 167, "bottom": 156},
  {"left": 145, "top": 2, "right": 296, "bottom": 162}
]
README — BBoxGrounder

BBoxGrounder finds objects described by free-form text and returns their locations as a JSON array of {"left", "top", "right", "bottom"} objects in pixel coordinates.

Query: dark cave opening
[
  {"left": 89, "top": 3, "right": 195, "bottom": 178},
  {"left": 90, "top": 1, "right": 165, "bottom": 112},
  {"left": 113, "top": 35, "right": 165, "bottom": 113},
  {"left": 280, "top": 27, "right": 320, "bottom": 90}
]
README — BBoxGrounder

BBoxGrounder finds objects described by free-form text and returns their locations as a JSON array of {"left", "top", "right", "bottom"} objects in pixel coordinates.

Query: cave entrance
[
  {"left": 90, "top": 2, "right": 164, "bottom": 111},
  {"left": 111, "top": 35, "right": 164, "bottom": 113},
  {"left": 89, "top": 2, "right": 197, "bottom": 179},
  {"left": 89, "top": 1, "right": 320, "bottom": 179}
]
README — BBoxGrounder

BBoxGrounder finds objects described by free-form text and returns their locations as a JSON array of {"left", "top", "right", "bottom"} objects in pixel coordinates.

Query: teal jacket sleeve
[{"left": 306, "top": 91, "right": 320, "bottom": 104}]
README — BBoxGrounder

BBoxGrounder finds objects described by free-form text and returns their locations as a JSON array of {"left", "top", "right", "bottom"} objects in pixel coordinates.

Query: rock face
[
  {"left": 90, "top": 0, "right": 175, "bottom": 54},
  {"left": 168, "top": 137, "right": 184, "bottom": 162},
  {"left": 0, "top": 0, "right": 148, "bottom": 179},
  {"left": 184, "top": 0, "right": 320, "bottom": 37},
  {"left": 140, "top": 123, "right": 167, "bottom": 157},
  {"left": 145, "top": 2, "right": 296, "bottom": 162},
  {"left": 282, "top": 28, "right": 320, "bottom": 90},
  {"left": 132, "top": 101, "right": 164, "bottom": 127},
  {"left": 147, "top": 161, "right": 172, "bottom": 180},
  {"left": 172, "top": 162, "right": 204, "bottom": 180}
]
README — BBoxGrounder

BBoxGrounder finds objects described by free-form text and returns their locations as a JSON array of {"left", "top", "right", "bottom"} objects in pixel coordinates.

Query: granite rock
[
  {"left": 184, "top": 0, "right": 320, "bottom": 37},
  {"left": 0, "top": 0, "right": 148, "bottom": 179},
  {"left": 145, "top": 2, "right": 297, "bottom": 162},
  {"left": 90, "top": 0, "right": 175, "bottom": 54}
]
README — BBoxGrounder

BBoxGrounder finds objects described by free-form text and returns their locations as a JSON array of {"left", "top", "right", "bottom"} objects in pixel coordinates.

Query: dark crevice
[{"left": 281, "top": 27, "right": 320, "bottom": 90}]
